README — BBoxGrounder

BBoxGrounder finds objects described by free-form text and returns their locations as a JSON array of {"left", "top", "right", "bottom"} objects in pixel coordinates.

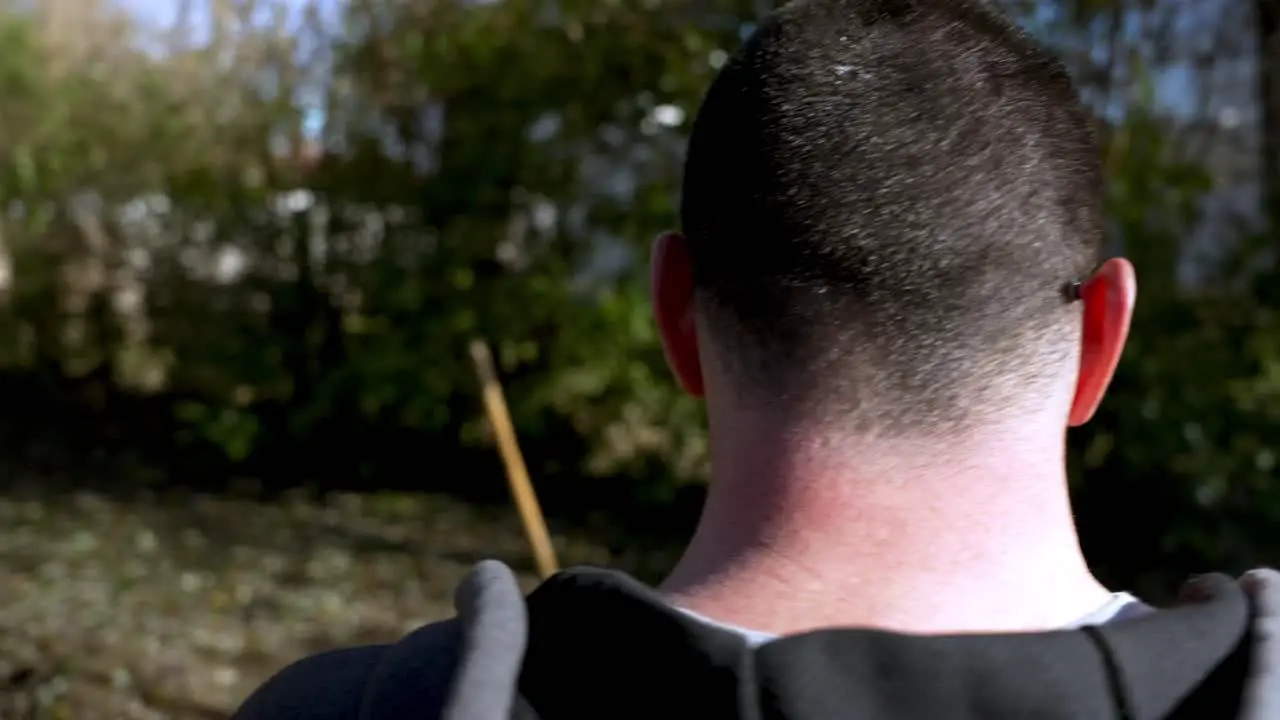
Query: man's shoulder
[
  {"left": 234, "top": 559, "right": 531, "bottom": 720},
  {"left": 233, "top": 618, "right": 462, "bottom": 720}
]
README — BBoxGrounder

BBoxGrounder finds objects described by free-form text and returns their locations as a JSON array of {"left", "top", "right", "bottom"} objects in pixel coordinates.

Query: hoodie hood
[
  {"left": 514, "top": 567, "right": 1279, "bottom": 720},
  {"left": 233, "top": 562, "right": 1280, "bottom": 720}
]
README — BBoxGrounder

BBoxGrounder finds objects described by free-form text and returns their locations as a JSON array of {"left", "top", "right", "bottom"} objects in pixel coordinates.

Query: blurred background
[{"left": 0, "top": 0, "right": 1273, "bottom": 716}]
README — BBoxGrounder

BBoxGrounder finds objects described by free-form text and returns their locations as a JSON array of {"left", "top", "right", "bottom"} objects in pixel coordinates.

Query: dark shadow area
[{"left": 0, "top": 368, "right": 701, "bottom": 559}]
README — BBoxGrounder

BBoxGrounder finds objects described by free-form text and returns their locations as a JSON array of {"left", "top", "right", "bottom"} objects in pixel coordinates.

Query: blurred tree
[{"left": 1258, "top": 0, "right": 1280, "bottom": 208}]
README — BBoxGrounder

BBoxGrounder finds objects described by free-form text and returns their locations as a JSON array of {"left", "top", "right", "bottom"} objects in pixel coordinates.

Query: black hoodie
[{"left": 235, "top": 561, "right": 1280, "bottom": 719}]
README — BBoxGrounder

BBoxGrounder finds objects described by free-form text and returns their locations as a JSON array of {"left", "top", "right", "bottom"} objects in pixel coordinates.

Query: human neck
[{"left": 660, "top": 425, "right": 1111, "bottom": 635}]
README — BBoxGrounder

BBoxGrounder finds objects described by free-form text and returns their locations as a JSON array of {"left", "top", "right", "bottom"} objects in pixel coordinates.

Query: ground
[{"left": 0, "top": 474, "right": 675, "bottom": 719}]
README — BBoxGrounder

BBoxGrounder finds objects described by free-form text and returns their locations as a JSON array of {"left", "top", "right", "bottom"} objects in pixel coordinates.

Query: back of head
[{"left": 681, "top": 0, "right": 1102, "bottom": 437}]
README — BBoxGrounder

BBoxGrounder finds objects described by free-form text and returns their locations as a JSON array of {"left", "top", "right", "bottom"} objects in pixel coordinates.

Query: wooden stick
[{"left": 468, "top": 338, "right": 560, "bottom": 579}]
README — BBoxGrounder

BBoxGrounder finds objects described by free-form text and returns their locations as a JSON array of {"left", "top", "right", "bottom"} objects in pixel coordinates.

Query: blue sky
[
  {"left": 114, "top": 0, "right": 338, "bottom": 38},
  {"left": 111, "top": 0, "right": 1229, "bottom": 125},
  {"left": 114, "top": 0, "right": 334, "bottom": 134},
  {"left": 113, "top": 0, "right": 182, "bottom": 27}
]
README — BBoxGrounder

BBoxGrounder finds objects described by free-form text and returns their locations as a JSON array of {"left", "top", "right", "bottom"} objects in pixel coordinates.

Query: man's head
[{"left": 653, "top": 0, "right": 1135, "bottom": 440}]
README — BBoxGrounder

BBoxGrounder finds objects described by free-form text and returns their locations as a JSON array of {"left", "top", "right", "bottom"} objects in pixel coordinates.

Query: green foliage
[{"left": 176, "top": 401, "right": 261, "bottom": 462}]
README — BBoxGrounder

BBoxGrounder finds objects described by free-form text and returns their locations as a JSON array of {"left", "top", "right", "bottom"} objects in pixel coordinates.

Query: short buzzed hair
[{"left": 680, "top": 0, "right": 1102, "bottom": 435}]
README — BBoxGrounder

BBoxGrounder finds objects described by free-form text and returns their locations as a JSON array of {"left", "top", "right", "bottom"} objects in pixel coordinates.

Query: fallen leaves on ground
[{"left": 0, "top": 482, "right": 670, "bottom": 719}]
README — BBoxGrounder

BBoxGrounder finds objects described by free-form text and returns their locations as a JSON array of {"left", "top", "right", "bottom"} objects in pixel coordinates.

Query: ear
[
  {"left": 1068, "top": 257, "right": 1136, "bottom": 427},
  {"left": 651, "top": 231, "right": 705, "bottom": 397}
]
